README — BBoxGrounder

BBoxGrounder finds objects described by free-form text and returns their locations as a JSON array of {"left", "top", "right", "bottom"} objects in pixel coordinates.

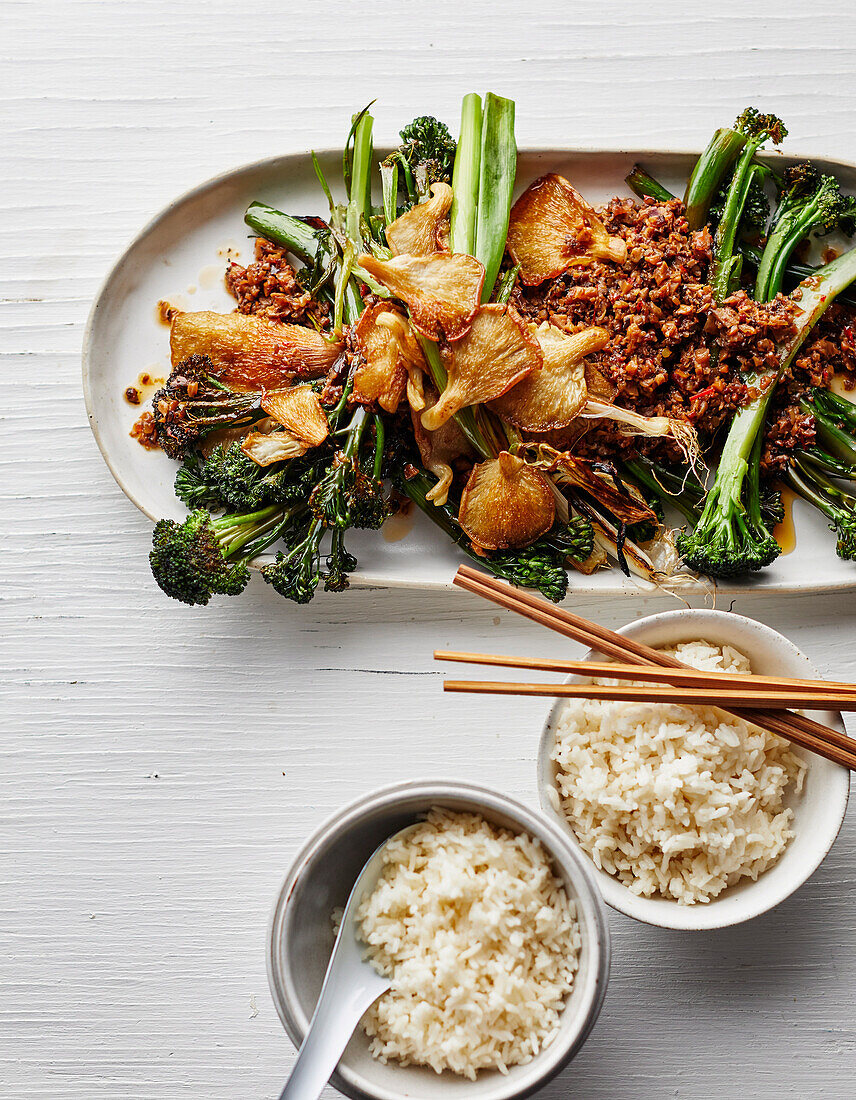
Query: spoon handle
[{"left": 278, "top": 980, "right": 385, "bottom": 1100}]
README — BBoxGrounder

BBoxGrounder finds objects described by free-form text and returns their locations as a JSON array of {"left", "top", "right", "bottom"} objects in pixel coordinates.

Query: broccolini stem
[
  {"left": 711, "top": 141, "right": 762, "bottom": 302},
  {"left": 737, "top": 244, "right": 856, "bottom": 308},
  {"left": 718, "top": 246, "right": 856, "bottom": 501},
  {"left": 210, "top": 504, "right": 283, "bottom": 558},
  {"left": 755, "top": 185, "right": 835, "bottom": 303},
  {"left": 625, "top": 167, "right": 675, "bottom": 203},
  {"left": 494, "top": 263, "right": 521, "bottom": 304},
  {"left": 327, "top": 379, "right": 355, "bottom": 427},
  {"left": 800, "top": 393, "right": 856, "bottom": 467},
  {"left": 800, "top": 445, "right": 856, "bottom": 483},
  {"left": 241, "top": 506, "right": 305, "bottom": 560},
  {"left": 621, "top": 456, "right": 702, "bottom": 524},
  {"left": 372, "top": 414, "right": 385, "bottom": 481},
  {"left": 243, "top": 202, "right": 320, "bottom": 264},
  {"left": 683, "top": 127, "right": 747, "bottom": 230}
]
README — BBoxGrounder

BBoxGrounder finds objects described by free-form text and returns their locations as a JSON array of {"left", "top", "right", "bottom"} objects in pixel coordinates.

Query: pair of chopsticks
[{"left": 443, "top": 564, "right": 856, "bottom": 771}]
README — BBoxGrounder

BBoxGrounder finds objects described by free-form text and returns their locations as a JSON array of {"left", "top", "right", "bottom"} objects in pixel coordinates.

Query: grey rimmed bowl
[
  {"left": 267, "top": 779, "right": 610, "bottom": 1100},
  {"left": 538, "top": 608, "right": 850, "bottom": 931}
]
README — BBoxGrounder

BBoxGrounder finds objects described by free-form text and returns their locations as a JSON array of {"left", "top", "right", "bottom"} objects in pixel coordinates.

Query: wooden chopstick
[
  {"left": 435, "top": 649, "right": 856, "bottom": 697},
  {"left": 452, "top": 565, "right": 856, "bottom": 771},
  {"left": 443, "top": 680, "right": 856, "bottom": 709}
]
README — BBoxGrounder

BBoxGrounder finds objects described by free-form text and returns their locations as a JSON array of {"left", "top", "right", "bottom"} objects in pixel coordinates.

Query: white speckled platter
[{"left": 83, "top": 148, "right": 856, "bottom": 597}]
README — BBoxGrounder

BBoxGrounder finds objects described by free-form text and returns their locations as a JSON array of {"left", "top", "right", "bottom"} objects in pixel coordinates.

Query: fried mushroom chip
[
  {"left": 385, "top": 182, "right": 453, "bottom": 257},
  {"left": 420, "top": 305, "right": 542, "bottom": 432},
  {"left": 240, "top": 429, "right": 310, "bottom": 465},
  {"left": 459, "top": 452, "right": 555, "bottom": 550},
  {"left": 352, "top": 304, "right": 427, "bottom": 413},
  {"left": 358, "top": 252, "right": 484, "bottom": 340},
  {"left": 170, "top": 311, "right": 342, "bottom": 390},
  {"left": 506, "top": 173, "right": 627, "bottom": 286},
  {"left": 489, "top": 323, "right": 610, "bottom": 432},
  {"left": 260, "top": 386, "right": 329, "bottom": 448}
]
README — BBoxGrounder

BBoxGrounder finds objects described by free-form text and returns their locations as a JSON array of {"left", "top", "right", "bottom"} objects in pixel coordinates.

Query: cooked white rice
[
  {"left": 356, "top": 808, "right": 580, "bottom": 1078},
  {"left": 549, "top": 640, "right": 806, "bottom": 905}
]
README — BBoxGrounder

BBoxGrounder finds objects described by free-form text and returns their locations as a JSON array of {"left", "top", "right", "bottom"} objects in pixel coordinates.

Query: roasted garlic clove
[
  {"left": 359, "top": 252, "right": 484, "bottom": 340},
  {"left": 489, "top": 323, "right": 610, "bottom": 432},
  {"left": 458, "top": 452, "right": 555, "bottom": 550},
  {"left": 506, "top": 173, "right": 627, "bottom": 286},
  {"left": 420, "top": 305, "right": 542, "bottom": 432},
  {"left": 352, "top": 303, "right": 427, "bottom": 413},
  {"left": 260, "top": 386, "right": 329, "bottom": 448},
  {"left": 385, "top": 183, "right": 453, "bottom": 257},
  {"left": 170, "top": 311, "right": 342, "bottom": 390}
]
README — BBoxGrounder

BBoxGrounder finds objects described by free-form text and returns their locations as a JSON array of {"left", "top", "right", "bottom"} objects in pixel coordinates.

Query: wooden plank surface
[{"left": 2, "top": 1, "right": 856, "bottom": 1096}]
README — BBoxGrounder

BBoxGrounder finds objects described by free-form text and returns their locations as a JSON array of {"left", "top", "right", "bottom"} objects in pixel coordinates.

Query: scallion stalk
[
  {"left": 475, "top": 93, "right": 517, "bottom": 300},
  {"left": 449, "top": 93, "right": 483, "bottom": 255}
]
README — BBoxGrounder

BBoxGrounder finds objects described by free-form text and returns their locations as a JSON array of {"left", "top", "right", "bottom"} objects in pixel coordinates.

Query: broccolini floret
[
  {"left": 149, "top": 505, "right": 286, "bottom": 606},
  {"left": 755, "top": 164, "right": 856, "bottom": 301},
  {"left": 152, "top": 355, "right": 264, "bottom": 460},
  {"left": 398, "top": 115, "right": 457, "bottom": 186},
  {"left": 382, "top": 114, "right": 456, "bottom": 215},
  {"left": 174, "top": 443, "right": 324, "bottom": 513}
]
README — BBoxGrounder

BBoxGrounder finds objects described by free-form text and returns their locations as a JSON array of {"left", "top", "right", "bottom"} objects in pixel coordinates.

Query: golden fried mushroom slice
[
  {"left": 260, "top": 387, "right": 329, "bottom": 447},
  {"left": 240, "top": 430, "right": 310, "bottom": 465},
  {"left": 489, "top": 323, "right": 610, "bottom": 432},
  {"left": 359, "top": 252, "right": 484, "bottom": 340},
  {"left": 506, "top": 173, "right": 627, "bottom": 286},
  {"left": 170, "top": 311, "right": 343, "bottom": 390},
  {"left": 410, "top": 387, "right": 474, "bottom": 506},
  {"left": 385, "top": 183, "right": 454, "bottom": 257},
  {"left": 352, "top": 303, "right": 427, "bottom": 413},
  {"left": 459, "top": 452, "right": 555, "bottom": 550},
  {"left": 420, "top": 305, "right": 542, "bottom": 432}
]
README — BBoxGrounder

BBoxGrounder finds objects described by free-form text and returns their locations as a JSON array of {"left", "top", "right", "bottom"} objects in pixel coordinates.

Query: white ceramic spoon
[{"left": 277, "top": 825, "right": 419, "bottom": 1100}]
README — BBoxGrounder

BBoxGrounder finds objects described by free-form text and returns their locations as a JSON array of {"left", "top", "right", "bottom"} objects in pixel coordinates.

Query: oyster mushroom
[
  {"left": 506, "top": 173, "right": 627, "bottom": 286},
  {"left": 458, "top": 451, "right": 555, "bottom": 550},
  {"left": 352, "top": 303, "right": 427, "bottom": 413},
  {"left": 489, "top": 323, "right": 610, "bottom": 431},
  {"left": 420, "top": 305, "right": 542, "bottom": 432},
  {"left": 241, "top": 386, "right": 330, "bottom": 466},
  {"left": 410, "top": 386, "right": 474, "bottom": 506},
  {"left": 385, "top": 182, "right": 453, "bottom": 257},
  {"left": 358, "top": 252, "right": 484, "bottom": 340},
  {"left": 260, "top": 386, "right": 329, "bottom": 447},
  {"left": 170, "top": 311, "right": 342, "bottom": 390}
]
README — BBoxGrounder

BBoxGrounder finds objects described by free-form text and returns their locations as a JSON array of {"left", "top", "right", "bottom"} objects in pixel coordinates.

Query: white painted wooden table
[{"left": 3, "top": 2, "right": 856, "bottom": 1096}]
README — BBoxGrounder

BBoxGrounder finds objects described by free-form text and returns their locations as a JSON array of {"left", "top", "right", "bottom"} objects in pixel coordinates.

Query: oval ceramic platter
[{"left": 83, "top": 148, "right": 856, "bottom": 597}]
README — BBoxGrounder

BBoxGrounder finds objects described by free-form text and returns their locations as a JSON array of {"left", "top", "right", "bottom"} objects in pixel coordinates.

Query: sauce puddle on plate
[
  {"left": 774, "top": 484, "right": 798, "bottom": 556},
  {"left": 382, "top": 504, "right": 415, "bottom": 543}
]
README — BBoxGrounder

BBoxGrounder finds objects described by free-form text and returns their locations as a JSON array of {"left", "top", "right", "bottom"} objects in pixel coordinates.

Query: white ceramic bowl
[
  {"left": 267, "top": 780, "right": 610, "bottom": 1100},
  {"left": 538, "top": 609, "right": 850, "bottom": 931}
]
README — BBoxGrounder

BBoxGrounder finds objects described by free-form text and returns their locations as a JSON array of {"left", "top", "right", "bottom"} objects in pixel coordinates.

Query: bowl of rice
[
  {"left": 267, "top": 780, "right": 610, "bottom": 1100},
  {"left": 538, "top": 608, "right": 850, "bottom": 931}
]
